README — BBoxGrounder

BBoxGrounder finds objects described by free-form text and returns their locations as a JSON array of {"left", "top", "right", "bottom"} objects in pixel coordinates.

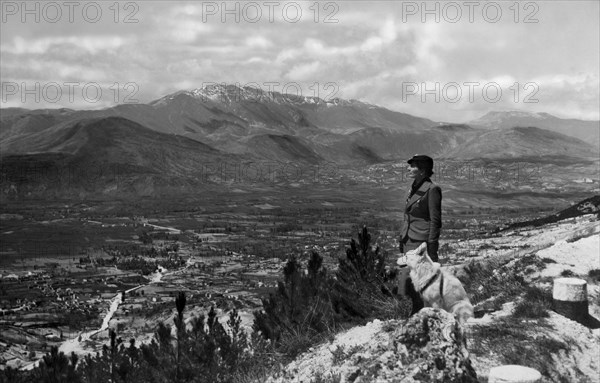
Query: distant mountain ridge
[
  {"left": 443, "top": 126, "right": 598, "bottom": 159},
  {"left": 1, "top": 85, "right": 598, "bottom": 196},
  {"left": 468, "top": 110, "right": 600, "bottom": 147}
]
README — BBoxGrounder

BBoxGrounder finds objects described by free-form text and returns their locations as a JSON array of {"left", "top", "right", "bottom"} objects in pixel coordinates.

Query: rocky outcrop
[{"left": 267, "top": 308, "right": 478, "bottom": 382}]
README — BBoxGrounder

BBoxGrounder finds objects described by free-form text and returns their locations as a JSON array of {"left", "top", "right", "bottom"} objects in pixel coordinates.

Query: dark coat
[{"left": 399, "top": 179, "right": 442, "bottom": 243}]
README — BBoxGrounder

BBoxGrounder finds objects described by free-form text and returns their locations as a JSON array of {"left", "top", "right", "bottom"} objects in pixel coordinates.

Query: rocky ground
[
  {"left": 466, "top": 302, "right": 599, "bottom": 383},
  {"left": 266, "top": 214, "right": 600, "bottom": 382},
  {"left": 466, "top": 216, "right": 600, "bottom": 383},
  {"left": 266, "top": 308, "right": 477, "bottom": 383}
]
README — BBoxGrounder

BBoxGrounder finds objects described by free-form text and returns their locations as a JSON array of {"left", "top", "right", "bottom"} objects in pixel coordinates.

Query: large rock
[{"left": 267, "top": 308, "right": 478, "bottom": 382}]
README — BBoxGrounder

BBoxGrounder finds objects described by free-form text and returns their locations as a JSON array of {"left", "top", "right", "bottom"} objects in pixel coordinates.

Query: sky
[{"left": 1, "top": 0, "right": 599, "bottom": 122}]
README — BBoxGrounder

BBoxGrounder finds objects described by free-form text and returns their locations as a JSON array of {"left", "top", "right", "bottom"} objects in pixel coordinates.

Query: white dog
[{"left": 399, "top": 243, "right": 474, "bottom": 324}]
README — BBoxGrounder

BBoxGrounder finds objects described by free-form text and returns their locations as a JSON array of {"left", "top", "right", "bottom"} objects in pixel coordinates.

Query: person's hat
[{"left": 407, "top": 154, "right": 434, "bottom": 170}]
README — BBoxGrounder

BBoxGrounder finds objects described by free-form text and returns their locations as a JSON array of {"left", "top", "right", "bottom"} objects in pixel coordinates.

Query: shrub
[
  {"left": 588, "top": 269, "right": 600, "bottom": 282},
  {"left": 460, "top": 259, "right": 527, "bottom": 306},
  {"left": 336, "top": 226, "right": 411, "bottom": 320},
  {"left": 12, "top": 292, "right": 267, "bottom": 383},
  {"left": 253, "top": 227, "right": 410, "bottom": 360},
  {"left": 512, "top": 285, "right": 552, "bottom": 318},
  {"left": 560, "top": 269, "right": 575, "bottom": 277},
  {"left": 253, "top": 252, "right": 338, "bottom": 346},
  {"left": 32, "top": 346, "right": 80, "bottom": 383}
]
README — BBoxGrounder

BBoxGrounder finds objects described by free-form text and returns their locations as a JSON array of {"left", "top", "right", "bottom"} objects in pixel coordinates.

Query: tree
[
  {"left": 32, "top": 346, "right": 80, "bottom": 383},
  {"left": 340, "top": 226, "right": 386, "bottom": 284},
  {"left": 254, "top": 226, "right": 410, "bottom": 354},
  {"left": 174, "top": 291, "right": 186, "bottom": 382}
]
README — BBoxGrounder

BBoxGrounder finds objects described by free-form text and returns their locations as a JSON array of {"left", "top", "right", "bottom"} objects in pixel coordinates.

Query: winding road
[{"left": 21, "top": 270, "right": 164, "bottom": 371}]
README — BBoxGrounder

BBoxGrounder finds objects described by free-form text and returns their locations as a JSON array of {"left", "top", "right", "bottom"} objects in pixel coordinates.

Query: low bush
[
  {"left": 512, "top": 285, "right": 553, "bottom": 318},
  {"left": 588, "top": 269, "right": 600, "bottom": 282},
  {"left": 253, "top": 226, "right": 411, "bottom": 361},
  {"left": 460, "top": 259, "right": 527, "bottom": 306},
  {"left": 560, "top": 269, "right": 575, "bottom": 277}
]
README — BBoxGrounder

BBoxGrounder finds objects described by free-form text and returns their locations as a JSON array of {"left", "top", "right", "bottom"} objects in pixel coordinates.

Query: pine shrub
[{"left": 253, "top": 226, "right": 410, "bottom": 359}]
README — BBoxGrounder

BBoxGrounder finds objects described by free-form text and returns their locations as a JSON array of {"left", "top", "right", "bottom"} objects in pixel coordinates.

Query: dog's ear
[{"left": 406, "top": 242, "right": 428, "bottom": 259}]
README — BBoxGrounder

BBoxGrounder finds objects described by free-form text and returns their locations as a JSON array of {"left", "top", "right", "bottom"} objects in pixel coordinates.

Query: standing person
[
  {"left": 399, "top": 154, "right": 442, "bottom": 261},
  {"left": 398, "top": 154, "right": 442, "bottom": 315}
]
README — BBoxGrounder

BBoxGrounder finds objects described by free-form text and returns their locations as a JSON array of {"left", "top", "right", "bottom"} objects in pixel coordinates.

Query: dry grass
[
  {"left": 461, "top": 258, "right": 527, "bottom": 307},
  {"left": 512, "top": 285, "right": 553, "bottom": 319},
  {"left": 464, "top": 246, "right": 600, "bottom": 382},
  {"left": 469, "top": 318, "right": 572, "bottom": 382}
]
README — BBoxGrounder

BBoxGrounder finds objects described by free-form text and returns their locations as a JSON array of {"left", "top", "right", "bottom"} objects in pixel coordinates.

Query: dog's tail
[{"left": 452, "top": 300, "right": 474, "bottom": 324}]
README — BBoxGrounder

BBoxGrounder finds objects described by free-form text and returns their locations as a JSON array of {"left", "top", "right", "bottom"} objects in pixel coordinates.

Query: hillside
[
  {"left": 502, "top": 195, "right": 600, "bottom": 230},
  {"left": 1, "top": 116, "right": 221, "bottom": 161},
  {"left": 444, "top": 126, "right": 599, "bottom": 159},
  {"left": 469, "top": 111, "right": 600, "bottom": 148},
  {"left": 266, "top": 309, "right": 478, "bottom": 383},
  {"left": 265, "top": 213, "right": 600, "bottom": 382},
  {"left": 0, "top": 117, "right": 241, "bottom": 196}
]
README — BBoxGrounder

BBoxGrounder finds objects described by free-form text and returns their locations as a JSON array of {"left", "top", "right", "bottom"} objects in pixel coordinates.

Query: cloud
[
  {"left": 287, "top": 61, "right": 321, "bottom": 81},
  {"left": 165, "top": 19, "right": 213, "bottom": 43},
  {"left": 0, "top": 1, "right": 597, "bottom": 121},
  {"left": 2, "top": 36, "right": 131, "bottom": 55},
  {"left": 245, "top": 35, "right": 273, "bottom": 49},
  {"left": 245, "top": 57, "right": 271, "bottom": 64},
  {"left": 528, "top": 73, "right": 600, "bottom": 120}
]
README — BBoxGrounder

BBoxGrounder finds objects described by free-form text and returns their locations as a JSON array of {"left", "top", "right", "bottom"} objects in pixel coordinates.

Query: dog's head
[{"left": 405, "top": 242, "right": 428, "bottom": 269}]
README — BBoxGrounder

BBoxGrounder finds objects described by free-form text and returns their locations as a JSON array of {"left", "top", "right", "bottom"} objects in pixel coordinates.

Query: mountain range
[
  {"left": 1, "top": 84, "right": 598, "bottom": 194},
  {"left": 468, "top": 110, "right": 600, "bottom": 146}
]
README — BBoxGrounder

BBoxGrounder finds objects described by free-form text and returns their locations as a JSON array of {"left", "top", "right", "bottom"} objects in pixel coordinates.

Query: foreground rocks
[{"left": 267, "top": 308, "right": 478, "bottom": 383}]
